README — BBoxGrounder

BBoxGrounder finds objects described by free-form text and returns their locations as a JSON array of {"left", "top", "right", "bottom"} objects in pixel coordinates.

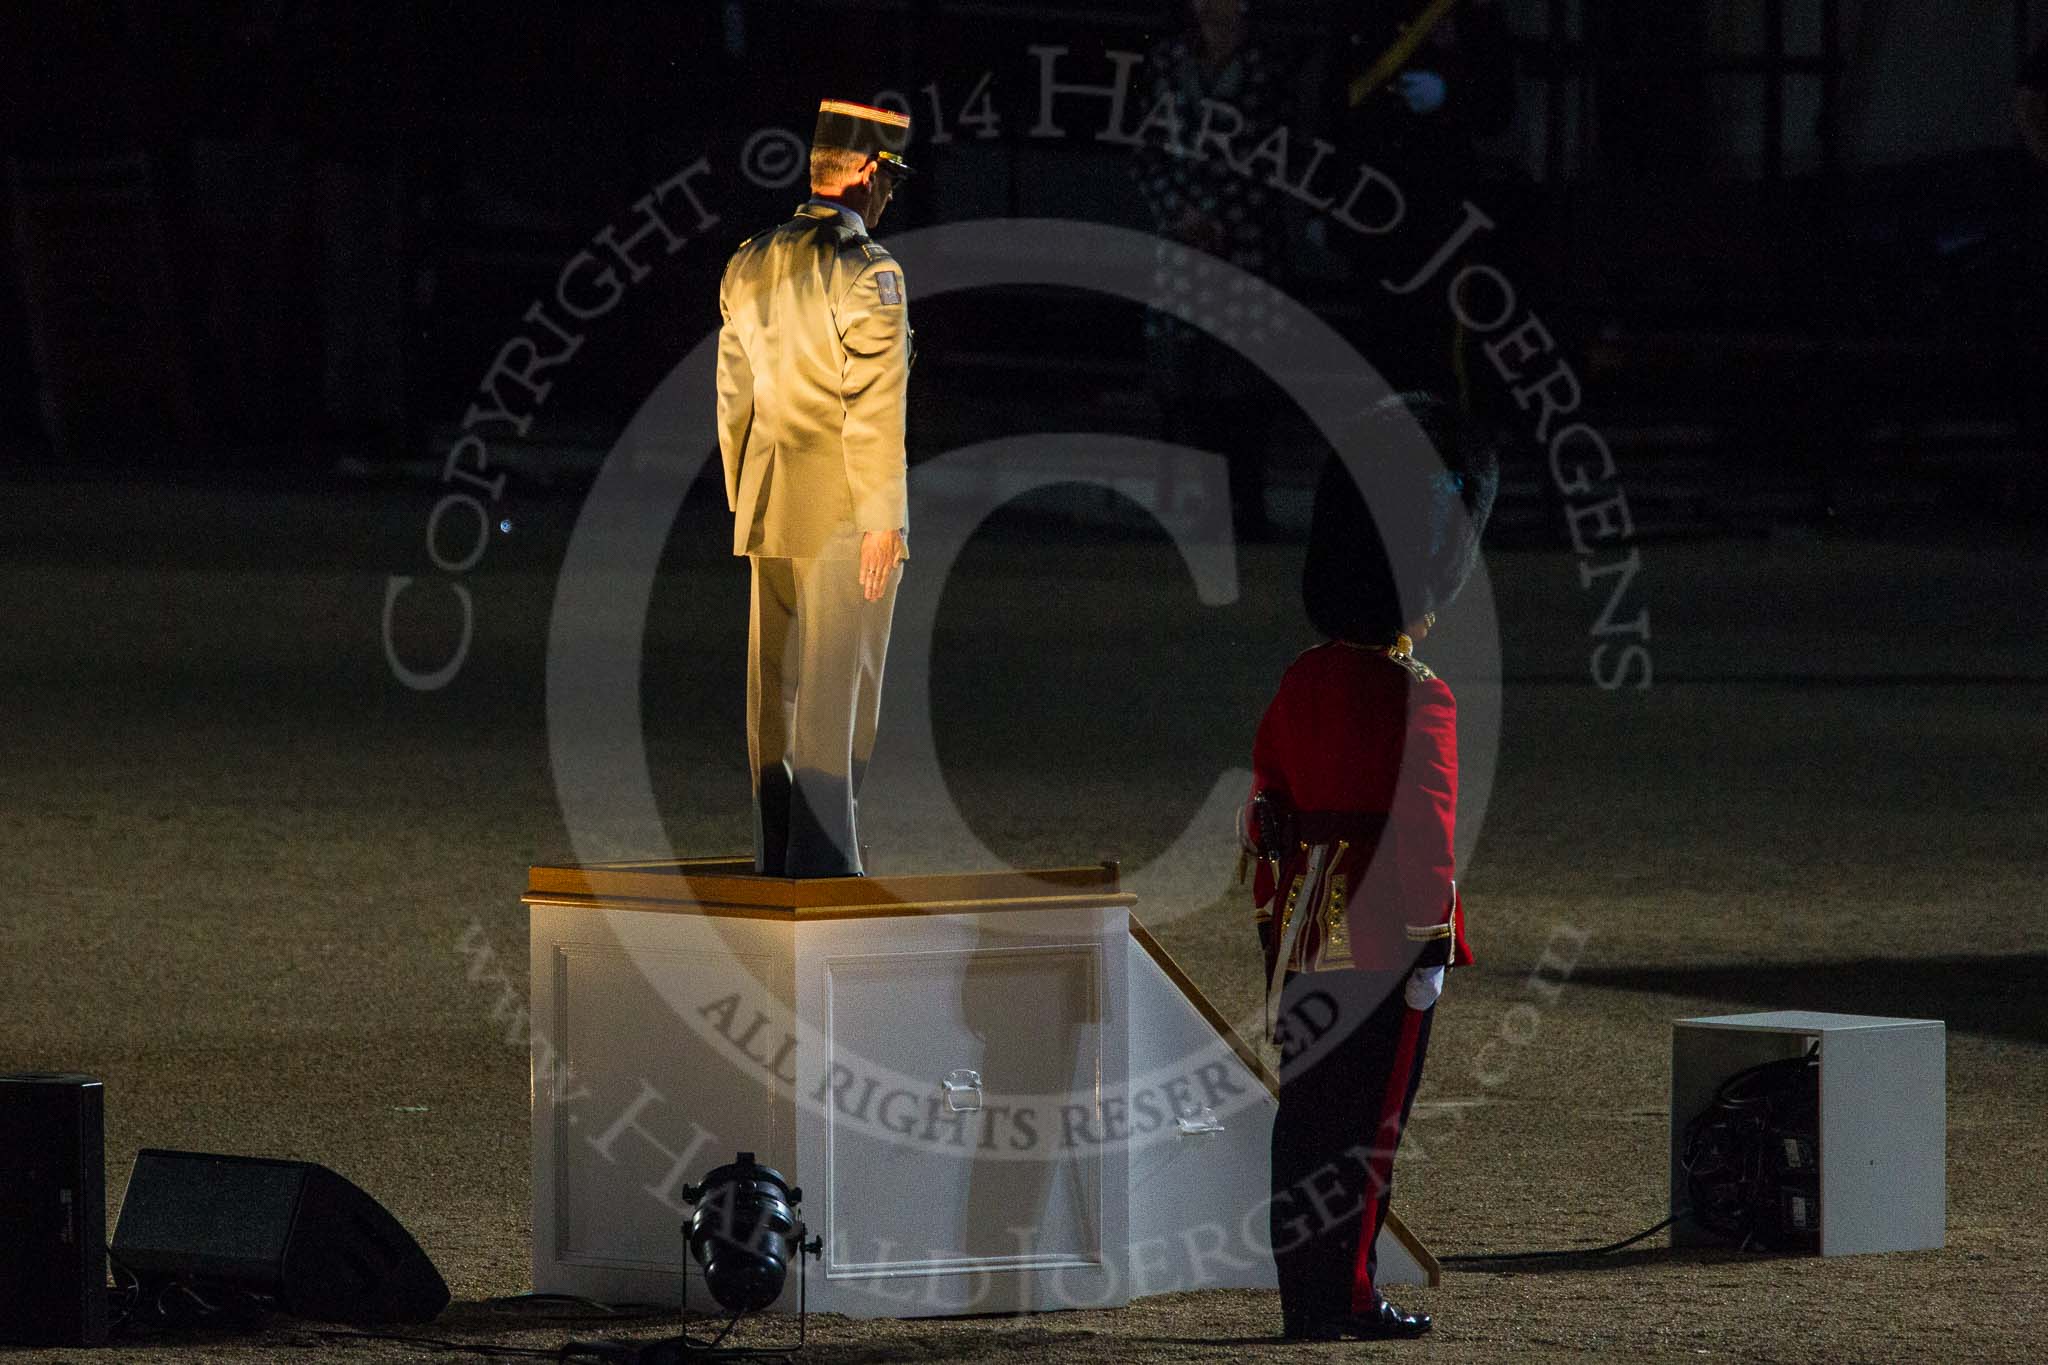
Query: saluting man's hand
[{"left": 859, "top": 529, "right": 903, "bottom": 602}]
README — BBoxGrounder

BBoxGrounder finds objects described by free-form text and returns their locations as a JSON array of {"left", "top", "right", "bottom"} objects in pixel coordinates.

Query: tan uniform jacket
[{"left": 716, "top": 201, "right": 912, "bottom": 560}]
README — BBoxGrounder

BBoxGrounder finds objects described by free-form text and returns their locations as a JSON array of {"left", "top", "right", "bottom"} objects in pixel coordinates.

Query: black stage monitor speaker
[
  {"left": 111, "top": 1149, "right": 450, "bottom": 1323},
  {"left": 0, "top": 1072, "right": 109, "bottom": 1347}
]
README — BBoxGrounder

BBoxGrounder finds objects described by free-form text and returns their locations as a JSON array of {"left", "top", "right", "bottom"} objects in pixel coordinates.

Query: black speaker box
[
  {"left": 111, "top": 1149, "right": 449, "bottom": 1323},
  {"left": 0, "top": 1072, "right": 108, "bottom": 1347}
]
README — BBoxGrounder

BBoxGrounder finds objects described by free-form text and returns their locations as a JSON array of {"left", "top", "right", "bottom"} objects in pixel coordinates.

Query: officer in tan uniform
[{"left": 716, "top": 99, "right": 915, "bottom": 877}]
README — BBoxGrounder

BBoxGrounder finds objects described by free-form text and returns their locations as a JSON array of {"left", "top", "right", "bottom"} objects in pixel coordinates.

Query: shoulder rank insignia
[{"left": 1382, "top": 635, "right": 1437, "bottom": 681}]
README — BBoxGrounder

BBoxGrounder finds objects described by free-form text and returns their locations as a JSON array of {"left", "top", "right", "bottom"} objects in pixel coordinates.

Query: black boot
[{"left": 1284, "top": 1297, "right": 1433, "bottom": 1341}]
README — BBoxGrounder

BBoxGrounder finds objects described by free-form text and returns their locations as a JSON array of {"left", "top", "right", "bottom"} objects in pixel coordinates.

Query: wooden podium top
[{"left": 522, "top": 856, "right": 1135, "bottom": 921}]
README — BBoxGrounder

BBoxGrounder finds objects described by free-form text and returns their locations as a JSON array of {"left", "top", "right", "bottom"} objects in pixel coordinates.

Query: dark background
[{"left": 2, "top": 0, "right": 2043, "bottom": 529}]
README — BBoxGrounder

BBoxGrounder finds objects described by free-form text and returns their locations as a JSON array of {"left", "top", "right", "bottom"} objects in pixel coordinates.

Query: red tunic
[{"left": 1247, "top": 640, "right": 1474, "bottom": 974}]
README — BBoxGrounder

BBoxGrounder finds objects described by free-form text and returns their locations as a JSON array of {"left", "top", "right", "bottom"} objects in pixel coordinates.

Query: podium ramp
[{"left": 1125, "top": 917, "right": 1437, "bottom": 1294}]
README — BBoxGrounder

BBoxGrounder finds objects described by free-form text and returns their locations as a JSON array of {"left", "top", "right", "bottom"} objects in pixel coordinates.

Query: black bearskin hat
[{"left": 1302, "top": 392, "right": 1500, "bottom": 644}]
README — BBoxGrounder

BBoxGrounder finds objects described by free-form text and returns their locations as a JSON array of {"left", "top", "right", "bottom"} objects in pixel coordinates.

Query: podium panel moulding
[{"left": 525, "top": 857, "right": 1438, "bottom": 1318}]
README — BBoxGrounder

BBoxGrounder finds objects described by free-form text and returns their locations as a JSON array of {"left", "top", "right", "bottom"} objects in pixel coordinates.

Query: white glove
[{"left": 1404, "top": 965, "right": 1446, "bottom": 1010}]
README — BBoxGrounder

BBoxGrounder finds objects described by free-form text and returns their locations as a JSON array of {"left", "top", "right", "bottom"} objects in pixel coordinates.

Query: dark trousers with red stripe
[{"left": 1269, "top": 967, "right": 1433, "bottom": 1322}]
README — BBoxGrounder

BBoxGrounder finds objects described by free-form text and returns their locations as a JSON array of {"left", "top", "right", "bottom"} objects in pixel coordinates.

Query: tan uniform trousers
[{"left": 747, "top": 554, "right": 901, "bottom": 878}]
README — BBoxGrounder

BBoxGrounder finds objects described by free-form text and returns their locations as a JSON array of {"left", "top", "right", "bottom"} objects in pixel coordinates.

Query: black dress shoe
[{"left": 1283, "top": 1299, "right": 1433, "bottom": 1341}]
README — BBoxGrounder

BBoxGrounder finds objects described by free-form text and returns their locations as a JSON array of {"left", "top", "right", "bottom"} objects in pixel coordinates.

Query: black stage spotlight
[
  {"left": 680, "top": 1152, "right": 815, "bottom": 1316},
  {"left": 563, "top": 1154, "right": 819, "bottom": 1363}
]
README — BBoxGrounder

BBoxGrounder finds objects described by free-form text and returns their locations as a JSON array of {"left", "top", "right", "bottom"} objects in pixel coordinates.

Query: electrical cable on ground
[{"left": 1440, "top": 1208, "right": 1689, "bottom": 1265}]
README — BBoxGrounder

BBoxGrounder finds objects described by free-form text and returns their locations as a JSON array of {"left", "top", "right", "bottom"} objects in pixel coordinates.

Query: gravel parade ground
[{"left": 6, "top": 474, "right": 2043, "bottom": 1363}]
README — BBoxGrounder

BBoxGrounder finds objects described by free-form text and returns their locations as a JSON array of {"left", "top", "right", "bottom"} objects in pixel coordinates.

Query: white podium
[
  {"left": 524, "top": 858, "right": 1436, "bottom": 1317},
  {"left": 1671, "top": 1011, "right": 1945, "bottom": 1257}
]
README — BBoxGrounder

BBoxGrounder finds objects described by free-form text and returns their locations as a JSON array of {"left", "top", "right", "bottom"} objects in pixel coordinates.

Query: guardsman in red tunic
[{"left": 1242, "top": 393, "right": 1497, "bottom": 1342}]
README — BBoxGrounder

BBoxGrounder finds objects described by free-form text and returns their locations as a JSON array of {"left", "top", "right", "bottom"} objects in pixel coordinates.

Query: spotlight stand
[
  {"left": 678, "top": 1224, "right": 823, "bottom": 1357},
  {"left": 672, "top": 1152, "right": 821, "bottom": 1359}
]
